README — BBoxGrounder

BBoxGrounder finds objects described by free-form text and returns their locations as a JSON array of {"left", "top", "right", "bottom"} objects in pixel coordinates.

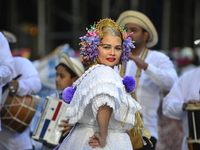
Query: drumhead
[
  {"left": 1, "top": 94, "right": 40, "bottom": 133},
  {"left": 186, "top": 103, "right": 200, "bottom": 110}
]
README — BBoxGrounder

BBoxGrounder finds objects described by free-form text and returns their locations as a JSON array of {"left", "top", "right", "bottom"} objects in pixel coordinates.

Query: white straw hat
[
  {"left": 116, "top": 10, "right": 158, "bottom": 48},
  {"left": 59, "top": 52, "right": 85, "bottom": 77},
  {"left": 2, "top": 30, "right": 17, "bottom": 43}
]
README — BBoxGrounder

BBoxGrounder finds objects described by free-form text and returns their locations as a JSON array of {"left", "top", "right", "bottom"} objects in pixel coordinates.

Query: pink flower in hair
[{"left": 125, "top": 32, "right": 133, "bottom": 38}]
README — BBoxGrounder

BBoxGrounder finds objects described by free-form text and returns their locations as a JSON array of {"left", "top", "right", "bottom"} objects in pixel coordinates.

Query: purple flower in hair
[
  {"left": 121, "top": 38, "right": 133, "bottom": 64},
  {"left": 79, "top": 27, "right": 100, "bottom": 67}
]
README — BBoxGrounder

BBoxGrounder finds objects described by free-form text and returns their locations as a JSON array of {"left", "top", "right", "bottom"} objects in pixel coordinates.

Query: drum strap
[
  {"left": 120, "top": 48, "right": 152, "bottom": 149},
  {"left": 0, "top": 88, "right": 9, "bottom": 110},
  {"left": 120, "top": 48, "right": 148, "bottom": 99},
  {"left": 132, "top": 48, "right": 148, "bottom": 99}
]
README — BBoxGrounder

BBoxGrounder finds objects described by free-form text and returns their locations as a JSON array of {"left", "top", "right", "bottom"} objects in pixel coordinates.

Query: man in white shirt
[
  {"left": 163, "top": 59, "right": 200, "bottom": 150},
  {"left": 0, "top": 31, "right": 41, "bottom": 150},
  {"left": 0, "top": 32, "right": 13, "bottom": 100},
  {"left": 116, "top": 10, "right": 178, "bottom": 150},
  {"left": 0, "top": 31, "right": 13, "bottom": 130}
]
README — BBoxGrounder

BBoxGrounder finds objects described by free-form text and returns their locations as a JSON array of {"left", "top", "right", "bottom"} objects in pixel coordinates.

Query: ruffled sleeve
[{"left": 66, "top": 65, "right": 141, "bottom": 125}]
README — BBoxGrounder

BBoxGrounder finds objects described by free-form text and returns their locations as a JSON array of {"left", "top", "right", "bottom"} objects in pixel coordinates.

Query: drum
[
  {"left": 32, "top": 96, "right": 69, "bottom": 146},
  {"left": 185, "top": 103, "right": 200, "bottom": 150},
  {"left": 1, "top": 93, "right": 40, "bottom": 133}
]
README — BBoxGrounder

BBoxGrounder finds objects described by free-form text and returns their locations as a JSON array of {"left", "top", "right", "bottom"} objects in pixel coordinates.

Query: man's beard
[
  {"left": 132, "top": 41, "right": 143, "bottom": 50},
  {"left": 131, "top": 47, "right": 137, "bottom": 52}
]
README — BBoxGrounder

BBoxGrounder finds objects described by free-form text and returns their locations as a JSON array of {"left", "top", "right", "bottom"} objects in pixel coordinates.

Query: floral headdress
[{"left": 79, "top": 18, "right": 135, "bottom": 67}]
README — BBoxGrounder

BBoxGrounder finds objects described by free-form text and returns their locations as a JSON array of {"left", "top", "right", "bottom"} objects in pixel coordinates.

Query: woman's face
[
  {"left": 55, "top": 66, "right": 77, "bottom": 90},
  {"left": 97, "top": 35, "right": 122, "bottom": 67}
]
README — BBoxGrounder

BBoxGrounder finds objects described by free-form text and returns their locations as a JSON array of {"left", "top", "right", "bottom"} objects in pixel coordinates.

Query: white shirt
[
  {"left": 0, "top": 57, "right": 41, "bottom": 150},
  {"left": 12, "top": 57, "right": 42, "bottom": 96},
  {"left": 0, "top": 32, "right": 13, "bottom": 101},
  {"left": 0, "top": 32, "right": 13, "bottom": 130},
  {"left": 163, "top": 67, "right": 200, "bottom": 150},
  {"left": 124, "top": 49, "right": 178, "bottom": 139}
]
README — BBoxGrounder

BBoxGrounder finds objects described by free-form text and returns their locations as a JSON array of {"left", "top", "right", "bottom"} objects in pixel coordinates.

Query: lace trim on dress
[{"left": 91, "top": 94, "right": 115, "bottom": 118}]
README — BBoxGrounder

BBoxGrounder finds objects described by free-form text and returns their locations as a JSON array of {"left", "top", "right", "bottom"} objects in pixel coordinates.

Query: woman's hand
[
  {"left": 58, "top": 119, "right": 72, "bottom": 136},
  {"left": 88, "top": 132, "right": 106, "bottom": 148}
]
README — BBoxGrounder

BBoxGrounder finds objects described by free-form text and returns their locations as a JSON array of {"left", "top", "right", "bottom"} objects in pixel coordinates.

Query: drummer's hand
[
  {"left": 88, "top": 132, "right": 106, "bottom": 148},
  {"left": 128, "top": 55, "right": 148, "bottom": 70},
  {"left": 182, "top": 100, "right": 200, "bottom": 111},
  {"left": 58, "top": 120, "right": 72, "bottom": 136},
  {"left": 8, "top": 80, "right": 19, "bottom": 93}
]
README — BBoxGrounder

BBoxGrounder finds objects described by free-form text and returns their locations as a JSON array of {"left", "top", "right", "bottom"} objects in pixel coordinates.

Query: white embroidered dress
[{"left": 59, "top": 64, "right": 141, "bottom": 150}]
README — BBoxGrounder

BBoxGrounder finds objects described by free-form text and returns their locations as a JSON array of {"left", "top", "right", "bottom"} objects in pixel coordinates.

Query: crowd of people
[{"left": 0, "top": 9, "right": 200, "bottom": 150}]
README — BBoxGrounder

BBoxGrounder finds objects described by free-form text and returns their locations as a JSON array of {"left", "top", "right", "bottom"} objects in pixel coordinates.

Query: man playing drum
[
  {"left": 116, "top": 10, "right": 178, "bottom": 150},
  {"left": 163, "top": 65, "right": 200, "bottom": 150},
  {"left": 0, "top": 31, "right": 42, "bottom": 150},
  {"left": 0, "top": 31, "right": 13, "bottom": 114}
]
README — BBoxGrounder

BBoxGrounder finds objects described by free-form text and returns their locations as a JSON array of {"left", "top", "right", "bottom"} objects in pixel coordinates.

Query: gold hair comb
[{"left": 96, "top": 18, "right": 125, "bottom": 40}]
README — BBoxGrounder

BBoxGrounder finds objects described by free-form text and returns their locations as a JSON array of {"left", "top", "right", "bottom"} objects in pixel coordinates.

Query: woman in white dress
[{"left": 57, "top": 18, "right": 141, "bottom": 150}]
